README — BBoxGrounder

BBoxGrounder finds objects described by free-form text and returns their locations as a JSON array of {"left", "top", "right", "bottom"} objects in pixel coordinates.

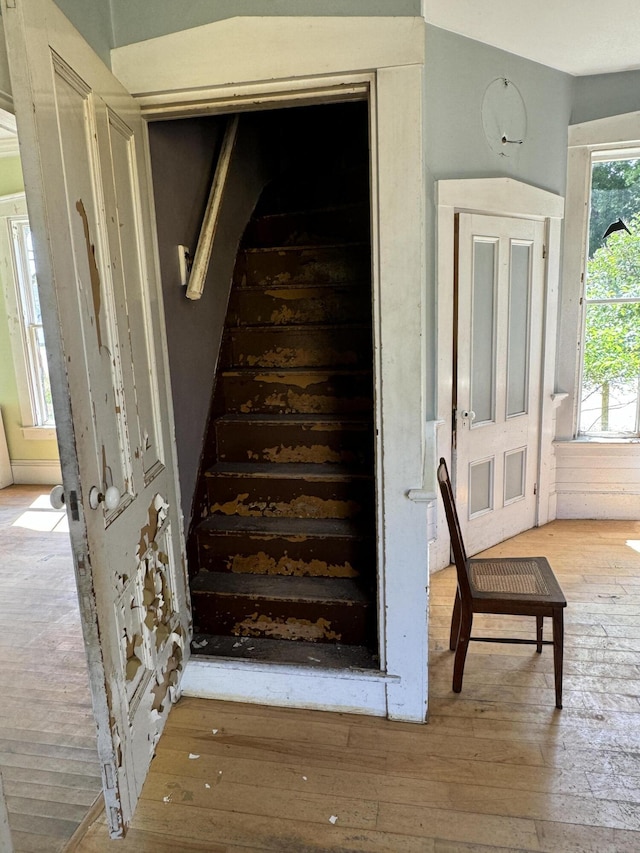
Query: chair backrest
[{"left": 437, "top": 457, "right": 471, "bottom": 600}]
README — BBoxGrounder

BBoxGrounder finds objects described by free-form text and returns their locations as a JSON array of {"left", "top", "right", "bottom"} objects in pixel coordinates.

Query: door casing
[
  {"left": 433, "top": 178, "right": 565, "bottom": 572},
  {"left": 112, "top": 17, "right": 430, "bottom": 722}
]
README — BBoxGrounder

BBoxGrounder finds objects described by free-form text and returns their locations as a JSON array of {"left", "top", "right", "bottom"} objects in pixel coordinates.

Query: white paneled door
[
  {"left": 3, "top": 0, "right": 191, "bottom": 837},
  {"left": 455, "top": 213, "right": 545, "bottom": 555}
]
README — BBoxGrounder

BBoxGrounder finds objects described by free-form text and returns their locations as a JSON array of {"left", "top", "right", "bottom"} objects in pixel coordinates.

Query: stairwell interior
[{"left": 150, "top": 102, "right": 379, "bottom": 671}]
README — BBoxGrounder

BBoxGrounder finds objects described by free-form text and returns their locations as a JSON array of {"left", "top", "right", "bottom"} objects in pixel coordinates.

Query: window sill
[
  {"left": 21, "top": 426, "right": 57, "bottom": 441},
  {"left": 570, "top": 435, "right": 640, "bottom": 444}
]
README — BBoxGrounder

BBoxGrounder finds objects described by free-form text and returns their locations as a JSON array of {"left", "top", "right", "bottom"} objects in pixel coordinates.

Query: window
[
  {"left": 9, "top": 217, "right": 54, "bottom": 427},
  {"left": 1, "top": 200, "right": 55, "bottom": 435},
  {"left": 578, "top": 154, "right": 640, "bottom": 437}
]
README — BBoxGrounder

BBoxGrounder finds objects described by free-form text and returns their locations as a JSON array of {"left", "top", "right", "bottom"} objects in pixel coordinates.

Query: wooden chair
[{"left": 437, "top": 457, "right": 567, "bottom": 709}]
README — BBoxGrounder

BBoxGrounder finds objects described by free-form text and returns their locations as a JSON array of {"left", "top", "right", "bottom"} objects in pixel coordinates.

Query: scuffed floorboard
[
  {"left": 0, "top": 485, "right": 101, "bottom": 852},
  {"left": 72, "top": 519, "right": 640, "bottom": 852}
]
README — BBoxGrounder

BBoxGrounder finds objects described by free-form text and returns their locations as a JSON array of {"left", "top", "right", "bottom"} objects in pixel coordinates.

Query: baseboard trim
[{"left": 10, "top": 459, "right": 62, "bottom": 485}]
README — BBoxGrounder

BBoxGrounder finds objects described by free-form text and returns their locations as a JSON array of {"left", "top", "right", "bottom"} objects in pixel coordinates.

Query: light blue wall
[
  {"left": 572, "top": 69, "right": 640, "bottom": 125},
  {"left": 108, "top": 0, "right": 421, "bottom": 48},
  {"left": 52, "top": 0, "right": 113, "bottom": 65},
  {"left": 422, "top": 25, "right": 574, "bottom": 416},
  {"left": 425, "top": 26, "right": 573, "bottom": 196}
]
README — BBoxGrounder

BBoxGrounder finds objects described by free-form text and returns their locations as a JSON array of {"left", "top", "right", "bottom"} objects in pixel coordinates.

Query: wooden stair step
[
  {"left": 189, "top": 633, "right": 378, "bottom": 669},
  {"left": 204, "top": 461, "right": 373, "bottom": 480},
  {"left": 223, "top": 324, "right": 372, "bottom": 369},
  {"left": 194, "top": 516, "right": 375, "bottom": 578},
  {"left": 227, "top": 282, "right": 368, "bottom": 327},
  {"left": 243, "top": 203, "right": 370, "bottom": 248},
  {"left": 243, "top": 243, "right": 370, "bottom": 287},
  {"left": 220, "top": 368, "right": 373, "bottom": 414},
  {"left": 204, "top": 462, "right": 374, "bottom": 521},
  {"left": 214, "top": 413, "right": 374, "bottom": 466},
  {"left": 190, "top": 574, "right": 375, "bottom": 645}
]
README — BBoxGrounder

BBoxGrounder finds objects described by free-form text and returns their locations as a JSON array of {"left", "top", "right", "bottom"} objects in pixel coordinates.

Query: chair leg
[
  {"left": 536, "top": 615, "right": 543, "bottom": 653},
  {"left": 552, "top": 608, "right": 564, "bottom": 710},
  {"left": 452, "top": 608, "right": 472, "bottom": 694},
  {"left": 449, "top": 590, "right": 462, "bottom": 651}
]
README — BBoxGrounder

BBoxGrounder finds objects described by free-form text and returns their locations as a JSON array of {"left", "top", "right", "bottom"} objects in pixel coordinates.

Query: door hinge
[
  {"left": 542, "top": 244, "right": 547, "bottom": 259},
  {"left": 533, "top": 482, "right": 537, "bottom": 495}
]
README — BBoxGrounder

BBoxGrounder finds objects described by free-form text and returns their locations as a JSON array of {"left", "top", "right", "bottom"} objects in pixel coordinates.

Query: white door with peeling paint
[
  {"left": 2, "top": 0, "right": 191, "bottom": 837},
  {"left": 456, "top": 213, "right": 545, "bottom": 555}
]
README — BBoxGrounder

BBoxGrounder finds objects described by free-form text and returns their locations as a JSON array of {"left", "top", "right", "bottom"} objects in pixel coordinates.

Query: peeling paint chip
[
  {"left": 188, "top": 753, "right": 200, "bottom": 760},
  {"left": 302, "top": 776, "right": 308, "bottom": 782},
  {"left": 212, "top": 729, "right": 219, "bottom": 735},
  {"left": 205, "top": 783, "right": 211, "bottom": 789},
  {"left": 329, "top": 815, "right": 338, "bottom": 824},
  {"left": 192, "top": 639, "right": 208, "bottom": 649},
  {"left": 163, "top": 795, "right": 172, "bottom": 803}
]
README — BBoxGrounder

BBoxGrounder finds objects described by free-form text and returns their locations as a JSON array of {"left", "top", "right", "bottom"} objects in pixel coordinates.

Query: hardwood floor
[
  {"left": 76, "top": 519, "right": 640, "bottom": 851},
  {"left": 0, "top": 485, "right": 101, "bottom": 852}
]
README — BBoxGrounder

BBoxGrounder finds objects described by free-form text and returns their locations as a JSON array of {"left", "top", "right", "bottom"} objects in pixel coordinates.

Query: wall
[
  {"left": 148, "top": 114, "right": 271, "bottom": 522},
  {"left": 51, "top": 0, "right": 113, "bottom": 65},
  {"left": 0, "top": 156, "right": 23, "bottom": 196},
  {"left": 0, "top": 162, "right": 60, "bottom": 483},
  {"left": 572, "top": 69, "right": 640, "bottom": 124},
  {"left": 423, "top": 24, "right": 573, "bottom": 418},
  {"left": 109, "top": 0, "right": 421, "bottom": 47}
]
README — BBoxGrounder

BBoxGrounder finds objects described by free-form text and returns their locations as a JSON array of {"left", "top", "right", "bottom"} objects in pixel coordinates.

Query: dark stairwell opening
[{"left": 150, "top": 101, "right": 378, "bottom": 670}]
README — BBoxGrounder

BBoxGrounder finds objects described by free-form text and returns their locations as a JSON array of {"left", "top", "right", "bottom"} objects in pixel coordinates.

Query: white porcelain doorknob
[
  {"left": 49, "top": 484, "right": 65, "bottom": 510},
  {"left": 89, "top": 485, "right": 121, "bottom": 511}
]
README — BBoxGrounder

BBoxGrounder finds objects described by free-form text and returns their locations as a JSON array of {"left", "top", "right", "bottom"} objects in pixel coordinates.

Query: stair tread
[
  {"left": 227, "top": 322, "right": 371, "bottom": 334},
  {"left": 214, "top": 413, "right": 371, "bottom": 425},
  {"left": 196, "top": 515, "right": 374, "bottom": 538},
  {"left": 233, "top": 280, "right": 368, "bottom": 292},
  {"left": 222, "top": 367, "right": 372, "bottom": 376},
  {"left": 190, "top": 633, "right": 378, "bottom": 669},
  {"left": 251, "top": 202, "right": 368, "bottom": 223},
  {"left": 244, "top": 241, "right": 369, "bottom": 254},
  {"left": 191, "top": 572, "right": 371, "bottom": 603},
  {"left": 205, "top": 461, "right": 372, "bottom": 480}
]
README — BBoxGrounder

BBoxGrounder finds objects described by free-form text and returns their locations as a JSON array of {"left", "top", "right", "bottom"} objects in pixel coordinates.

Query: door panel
[
  {"left": 456, "top": 213, "right": 545, "bottom": 554},
  {"left": 3, "top": 0, "right": 191, "bottom": 836}
]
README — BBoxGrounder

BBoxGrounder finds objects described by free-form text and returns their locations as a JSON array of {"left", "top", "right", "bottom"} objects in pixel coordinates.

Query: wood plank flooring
[
  {"left": 0, "top": 485, "right": 101, "bottom": 852},
  {"left": 76, "top": 519, "right": 640, "bottom": 851}
]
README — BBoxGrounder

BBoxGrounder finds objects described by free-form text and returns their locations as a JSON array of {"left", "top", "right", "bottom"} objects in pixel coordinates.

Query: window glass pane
[
  {"left": 587, "top": 158, "right": 640, "bottom": 298},
  {"left": 34, "top": 326, "right": 55, "bottom": 426},
  {"left": 580, "top": 302, "right": 640, "bottom": 435},
  {"left": 471, "top": 240, "right": 496, "bottom": 424},
  {"left": 10, "top": 216, "right": 55, "bottom": 427},
  {"left": 504, "top": 448, "right": 526, "bottom": 503},
  {"left": 507, "top": 243, "right": 530, "bottom": 417},
  {"left": 469, "top": 458, "right": 493, "bottom": 517},
  {"left": 24, "top": 226, "right": 43, "bottom": 324}
]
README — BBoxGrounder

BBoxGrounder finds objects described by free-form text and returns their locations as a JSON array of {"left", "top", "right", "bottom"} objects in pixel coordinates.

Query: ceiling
[{"left": 423, "top": 0, "right": 640, "bottom": 76}]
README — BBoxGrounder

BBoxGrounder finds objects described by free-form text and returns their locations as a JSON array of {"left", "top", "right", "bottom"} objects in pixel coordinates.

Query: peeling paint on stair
[
  {"left": 234, "top": 613, "right": 341, "bottom": 642},
  {"left": 211, "top": 494, "right": 360, "bottom": 519},
  {"left": 228, "top": 551, "right": 357, "bottom": 578}
]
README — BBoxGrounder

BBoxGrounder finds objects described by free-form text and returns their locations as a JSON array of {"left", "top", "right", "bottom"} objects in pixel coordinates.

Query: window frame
[
  {"left": 577, "top": 150, "right": 640, "bottom": 438},
  {"left": 0, "top": 193, "right": 56, "bottom": 439},
  {"left": 557, "top": 114, "right": 640, "bottom": 442}
]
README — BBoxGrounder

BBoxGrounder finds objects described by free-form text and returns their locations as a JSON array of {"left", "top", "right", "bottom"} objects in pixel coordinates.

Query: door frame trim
[
  {"left": 432, "top": 178, "right": 564, "bottom": 571},
  {"left": 113, "top": 17, "right": 429, "bottom": 722}
]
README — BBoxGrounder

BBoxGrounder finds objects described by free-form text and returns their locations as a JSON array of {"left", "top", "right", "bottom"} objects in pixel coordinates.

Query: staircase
[{"left": 188, "top": 166, "right": 378, "bottom": 669}]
